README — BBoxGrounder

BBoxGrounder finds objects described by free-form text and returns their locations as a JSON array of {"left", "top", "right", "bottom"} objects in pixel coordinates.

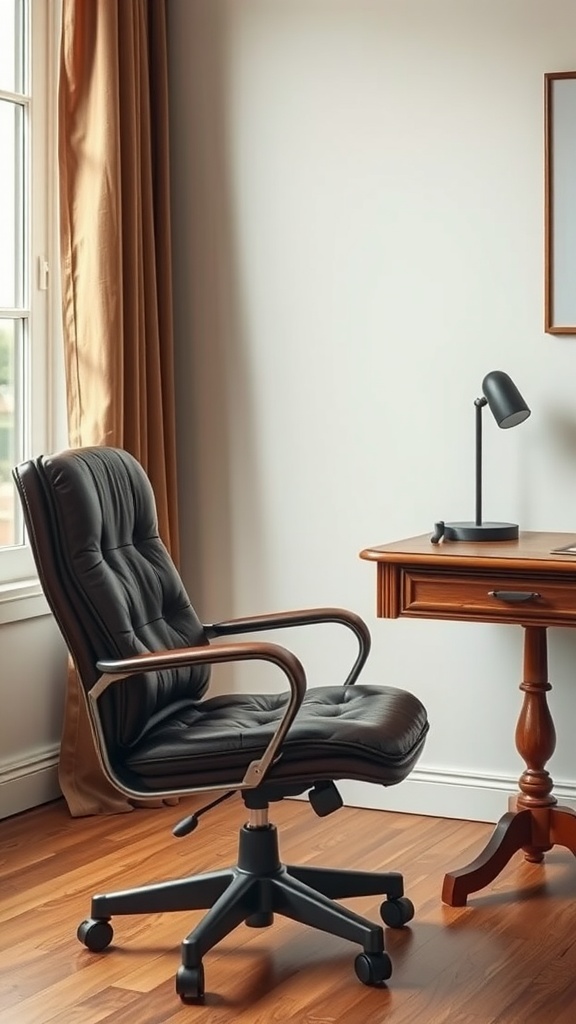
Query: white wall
[
  {"left": 0, "top": 610, "right": 67, "bottom": 818},
  {"left": 169, "top": 0, "right": 576, "bottom": 822}
]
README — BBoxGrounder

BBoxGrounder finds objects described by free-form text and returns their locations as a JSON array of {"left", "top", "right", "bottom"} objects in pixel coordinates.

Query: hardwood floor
[{"left": 1, "top": 794, "right": 576, "bottom": 1023}]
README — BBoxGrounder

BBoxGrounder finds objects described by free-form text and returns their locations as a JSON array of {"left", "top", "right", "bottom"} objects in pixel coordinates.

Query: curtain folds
[{"left": 58, "top": 0, "right": 179, "bottom": 815}]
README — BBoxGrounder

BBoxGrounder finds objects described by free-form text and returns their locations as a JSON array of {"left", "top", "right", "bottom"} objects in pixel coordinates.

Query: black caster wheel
[
  {"left": 77, "top": 918, "right": 113, "bottom": 952},
  {"left": 354, "top": 951, "right": 392, "bottom": 987},
  {"left": 380, "top": 896, "right": 415, "bottom": 928},
  {"left": 176, "top": 963, "right": 205, "bottom": 1004},
  {"left": 246, "top": 911, "right": 274, "bottom": 927}
]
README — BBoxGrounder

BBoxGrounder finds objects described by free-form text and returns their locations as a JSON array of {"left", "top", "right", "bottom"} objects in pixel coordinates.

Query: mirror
[{"left": 545, "top": 72, "right": 576, "bottom": 334}]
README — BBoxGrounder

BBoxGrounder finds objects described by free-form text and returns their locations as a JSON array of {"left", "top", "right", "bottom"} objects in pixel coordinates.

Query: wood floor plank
[{"left": 2, "top": 795, "right": 576, "bottom": 1022}]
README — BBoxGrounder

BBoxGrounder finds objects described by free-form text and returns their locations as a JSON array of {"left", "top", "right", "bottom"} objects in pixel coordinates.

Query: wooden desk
[{"left": 360, "top": 531, "right": 576, "bottom": 906}]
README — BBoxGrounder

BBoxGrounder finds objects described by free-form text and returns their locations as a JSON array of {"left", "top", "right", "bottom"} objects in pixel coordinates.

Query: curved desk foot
[
  {"left": 550, "top": 804, "right": 576, "bottom": 853},
  {"left": 442, "top": 810, "right": 533, "bottom": 907},
  {"left": 442, "top": 805, "right": 576, "bottom": 907}
]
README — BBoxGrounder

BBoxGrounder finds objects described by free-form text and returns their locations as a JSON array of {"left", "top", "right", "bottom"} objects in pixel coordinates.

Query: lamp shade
[{"left": 482, "top": 370, "right": 531, "bottom": 429}]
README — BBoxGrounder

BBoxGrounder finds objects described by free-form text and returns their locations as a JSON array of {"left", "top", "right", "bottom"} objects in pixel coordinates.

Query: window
[{"left": 0, "top": 0, "right": 57, "bottom": 590}]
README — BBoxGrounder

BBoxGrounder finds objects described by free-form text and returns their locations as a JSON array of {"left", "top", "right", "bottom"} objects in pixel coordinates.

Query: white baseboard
[
  {"left": 3, "top": 750, "right": 576, "bottom": 827},
  {"left": 0, "top": 746, "right": 61, "bottom": 820},
  {"left": 337, "top": 766, "right": 576, "bottom": 824}
]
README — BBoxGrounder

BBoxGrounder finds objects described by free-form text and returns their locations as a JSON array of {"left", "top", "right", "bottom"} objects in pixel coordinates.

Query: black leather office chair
[{"left": 13, "top": 446, "right": 428, "bottom": 1004}]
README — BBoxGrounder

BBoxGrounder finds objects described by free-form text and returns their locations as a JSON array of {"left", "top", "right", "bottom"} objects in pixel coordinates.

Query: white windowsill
[{"left": 0, "top": 578, "right": 50, "bottom": 624}]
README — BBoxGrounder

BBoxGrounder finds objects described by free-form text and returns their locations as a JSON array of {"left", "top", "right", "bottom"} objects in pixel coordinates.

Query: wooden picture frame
[{"left": 545, "top": 72, "right": 576, "bottom": 334}]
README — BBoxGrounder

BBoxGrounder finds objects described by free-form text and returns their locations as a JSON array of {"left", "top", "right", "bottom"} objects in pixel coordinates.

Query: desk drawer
[{"left": 401, "top": 570, "right": 576, "bottom": 625}]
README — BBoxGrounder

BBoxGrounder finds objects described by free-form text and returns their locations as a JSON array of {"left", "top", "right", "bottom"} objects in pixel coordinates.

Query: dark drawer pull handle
[{"left": 488, "top": 590, "right": 540, "bottom": 603}]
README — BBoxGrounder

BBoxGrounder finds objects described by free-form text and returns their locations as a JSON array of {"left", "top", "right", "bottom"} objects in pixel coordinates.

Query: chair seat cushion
[{"left": 123, "top": 684, "right": 428, "bottom": 791}]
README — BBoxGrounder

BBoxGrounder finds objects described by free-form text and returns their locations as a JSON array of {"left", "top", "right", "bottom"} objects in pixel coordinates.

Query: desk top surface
[{"left": 360, "top": 531, "right": 576, "bottom": 571}]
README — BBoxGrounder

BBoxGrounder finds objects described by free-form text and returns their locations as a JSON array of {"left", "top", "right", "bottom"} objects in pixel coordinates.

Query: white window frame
[{"left": 0, "top": 0, "right": 63, "bottom": 622}]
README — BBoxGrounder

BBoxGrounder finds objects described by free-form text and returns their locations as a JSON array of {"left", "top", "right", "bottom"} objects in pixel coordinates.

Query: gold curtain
[{"left": 58, "top": 0, "right": 179, "bottom": 815}]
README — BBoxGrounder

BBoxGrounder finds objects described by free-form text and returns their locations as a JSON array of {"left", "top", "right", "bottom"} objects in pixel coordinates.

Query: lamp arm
[{"left": 474, "top": 396, "right": 487, "bottom": 526}]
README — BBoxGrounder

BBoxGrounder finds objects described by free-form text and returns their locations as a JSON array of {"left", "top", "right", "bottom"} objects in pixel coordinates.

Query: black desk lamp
[{"left": 437, "top": 370, "right": 531, "bottom": 543}]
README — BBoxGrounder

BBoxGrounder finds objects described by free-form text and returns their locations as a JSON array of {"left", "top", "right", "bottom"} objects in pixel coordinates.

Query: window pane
[
  {"left": 0, "top": 318, "right": 20, "bottom": 547},
  {"left": 0, "top": 0, "right": 20, "bottom": 93},
  {"left": 0, "top": 99, "right": 24, "bottom": 309}
]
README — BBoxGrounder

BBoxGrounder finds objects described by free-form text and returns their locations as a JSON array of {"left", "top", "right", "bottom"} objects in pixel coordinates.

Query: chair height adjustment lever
[{"left": 173, "top": 790, "right": 236, "bottom": 837}]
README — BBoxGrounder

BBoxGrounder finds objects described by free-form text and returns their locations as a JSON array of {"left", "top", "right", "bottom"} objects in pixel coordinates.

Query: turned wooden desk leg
[
  {"left": 519, "top": 628, "right": 576, "bottom": 862},
  {"left": 513, "top": 625, "right": 556, "bottom": 860},
  {"left": 442, "top": 626, "right": 557, "bottom": 906}
]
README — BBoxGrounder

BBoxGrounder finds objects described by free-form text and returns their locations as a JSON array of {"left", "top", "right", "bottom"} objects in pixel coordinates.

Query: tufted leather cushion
[
  {"left": 18, "top": 447, "right": 210, "bottom": 750},
  {"left": 125, "top": 684, "right": 428, "bottom": 791}
]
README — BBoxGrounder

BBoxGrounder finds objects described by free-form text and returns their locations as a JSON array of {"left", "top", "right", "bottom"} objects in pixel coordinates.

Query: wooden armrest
[
  {"left": 89, "top": 640, "right": 306, "bottom": 794},
  {"left": 205, "top": 606, "right": 371, "bottom": 686}
]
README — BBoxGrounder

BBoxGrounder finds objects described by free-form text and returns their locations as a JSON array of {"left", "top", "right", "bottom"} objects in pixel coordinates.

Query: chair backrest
[{"left": 13, "top": 447, "right": 210, "bottom": 751}]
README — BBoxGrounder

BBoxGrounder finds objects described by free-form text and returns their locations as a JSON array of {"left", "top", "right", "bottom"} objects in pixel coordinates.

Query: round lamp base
[{"left": 443, "top": 521, "right": 519, "bottom": 542}]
